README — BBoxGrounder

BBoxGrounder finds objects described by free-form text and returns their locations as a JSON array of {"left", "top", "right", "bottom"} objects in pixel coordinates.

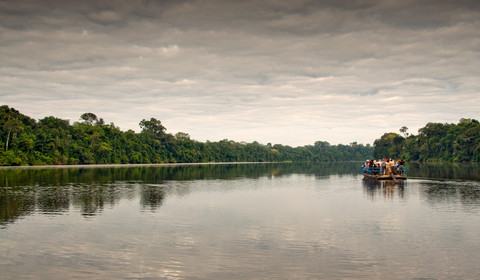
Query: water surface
[{"left": 1, "top": 162, "right": 480, "bottom": 279}]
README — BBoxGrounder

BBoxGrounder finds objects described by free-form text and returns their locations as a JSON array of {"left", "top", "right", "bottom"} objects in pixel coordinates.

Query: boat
[{"left": 362, "top": 166, "right": 407, "bottom": 180}]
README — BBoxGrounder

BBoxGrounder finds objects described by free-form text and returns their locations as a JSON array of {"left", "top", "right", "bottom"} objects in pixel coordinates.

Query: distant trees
[
  {"left": 373, "top": 119, "right": 480, "bottom": 162},
  {"left": 5, "top": 105, "right": 479, "bottom": 165},
  {"left": 373, "top": 132, "right": 405, "bottom": 160},
  {"left": 0, "top": 105, "right": 374, "bottom": 166}
]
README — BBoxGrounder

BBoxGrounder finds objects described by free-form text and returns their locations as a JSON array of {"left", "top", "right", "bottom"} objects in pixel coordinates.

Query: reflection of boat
[
  {"left": 362, "top": 166, "right": 407, "bottom": 180},
  {"left": 362, "top": 179, "right": 405, "bottom": 199}
]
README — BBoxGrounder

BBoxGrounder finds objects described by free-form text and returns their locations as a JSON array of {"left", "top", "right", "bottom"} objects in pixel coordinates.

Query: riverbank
[{"left": 0, "top": 162, "right": 275, "bottom": 170}]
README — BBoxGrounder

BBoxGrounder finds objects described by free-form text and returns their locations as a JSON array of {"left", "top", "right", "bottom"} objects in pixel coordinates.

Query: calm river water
[{"left": 1, "top": 162, "right": 480, "bottom": 279}]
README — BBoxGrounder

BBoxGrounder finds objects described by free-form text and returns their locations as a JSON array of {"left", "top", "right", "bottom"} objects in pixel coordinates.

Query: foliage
[
  {"left": 373, "top": 119, "right": 480, "bottom": 162},
  {"left": 0, "top": 105, "right": 373, "bottom": 166}
]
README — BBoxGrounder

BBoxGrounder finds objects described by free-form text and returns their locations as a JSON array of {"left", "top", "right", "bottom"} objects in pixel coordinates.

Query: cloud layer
[{"left": 1, "top": 0, "right": 479, "bottom": 146}]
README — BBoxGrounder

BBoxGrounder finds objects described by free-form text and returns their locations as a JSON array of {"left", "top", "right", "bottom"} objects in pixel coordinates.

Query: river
[{"left": 1, "top": 162, "right": 480, "bottom": 279}]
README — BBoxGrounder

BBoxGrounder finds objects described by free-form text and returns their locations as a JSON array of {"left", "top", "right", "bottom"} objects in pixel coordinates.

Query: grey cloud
[
  {"left": 373, "top": 0, "right": 480, "bottom": 29},
  {"left": 1, "top": 0, "right": 479, "bottom": 146},
  {"left": 87, "top": 10, "right": 127, "bottom": 26}
]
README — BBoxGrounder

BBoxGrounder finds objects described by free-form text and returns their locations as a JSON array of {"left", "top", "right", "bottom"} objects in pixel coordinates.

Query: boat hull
[{"left": 363, "top": 174, "right": 407, "bottom": 180}]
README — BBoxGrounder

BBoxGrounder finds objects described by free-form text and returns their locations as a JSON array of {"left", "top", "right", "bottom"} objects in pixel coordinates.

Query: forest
[
  {"left": 0, "top": 105, "right": 372, "bottom": 166},
  {"left": 373, "top": 119, "right": 480, "bottom": 162}
]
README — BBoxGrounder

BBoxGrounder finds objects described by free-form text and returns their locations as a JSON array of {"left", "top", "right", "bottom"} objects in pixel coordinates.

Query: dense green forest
[
  {"left": 0, "top": 105, "right": 373, "bottom": 166},
  {"left": 373, "top": 119, "right": 480, "bottom": 162}
]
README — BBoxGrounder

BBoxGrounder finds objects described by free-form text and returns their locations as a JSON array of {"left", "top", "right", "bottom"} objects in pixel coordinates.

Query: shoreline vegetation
[
  {"left": 0, "top": 161, "right": 276, "bottom": 169},
  {"left": 1, "top": 105, "right": 479, "bottom": 166},
  {"left": 374, "top": 119, "right": 480, "bottom": 162},
  {"left": 1, "top": 105, "right": 372, "bottom": 166}
]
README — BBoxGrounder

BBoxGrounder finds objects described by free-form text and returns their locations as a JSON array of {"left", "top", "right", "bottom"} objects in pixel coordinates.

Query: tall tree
[
  {"left": 80, "top": 113, "right": 98, "bottom": 125},
  {"left": 399, "top": 126, "right": 409, "bottom": 137},
  {"left": 4, "top": 119, "right": 23, "bottom": 151},
  {"left": 139, "top": 118, "right": 166, "bottom": 139}
]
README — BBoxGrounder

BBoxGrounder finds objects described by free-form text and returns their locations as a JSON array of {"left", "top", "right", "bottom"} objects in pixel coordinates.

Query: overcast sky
[{"left": 1, "top": 0, "right": 479, "bottom": 146}]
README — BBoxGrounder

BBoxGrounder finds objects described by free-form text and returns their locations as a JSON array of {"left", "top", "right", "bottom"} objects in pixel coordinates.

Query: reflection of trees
[
  {"left": 36, "top": 186, "right": 70, "bottom": 214},
  {"left": 362, "top": 179, "right": 405, "bottom": 199},
  {"left": 420, "top": 181, "right": 480, "bottom": 210},
  {"left": 408, "top": 162, "right": 480, "bottom": 181},
  {"left": 140, "top": 185, "right": 166, "bottom": 211},
  {"left": 275, "top": 162, "right": 361, "bottom": 178},
  {"left": 0, "top": 168, "right": 139, "bottom": 224},
  {"left": 70, "top": 184, "right": 106, "bottom": 216},
  {"left": 0, "top": 181, "right": 35, "bottom": 227},
  {"left": 405, "top": 163, "right": 480, "bottom": 210},
  {"left": 0, "top": 162, "right": 364, "bottom": 226},
  {"left": 459, "top": 185, "right": 480, "bottom": 207},
  {"left": 68, "top": 183, "right": 137, "bottom": 216}
]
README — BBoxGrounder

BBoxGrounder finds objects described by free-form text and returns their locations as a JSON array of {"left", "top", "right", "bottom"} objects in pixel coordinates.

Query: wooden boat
[{"left": 362, "top": 166, "right": 407, "bottom": 180}]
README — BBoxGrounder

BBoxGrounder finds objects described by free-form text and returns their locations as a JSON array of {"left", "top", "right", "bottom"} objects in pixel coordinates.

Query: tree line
[
  {"left": 373, "top": 119, "right": 480, "bottom": 162},
  {"left": 0, "top": 105, "right": 372, "bottom": 166}
]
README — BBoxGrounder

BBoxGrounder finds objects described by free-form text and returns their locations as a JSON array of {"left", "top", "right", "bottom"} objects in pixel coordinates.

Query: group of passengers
[{"left": 362, "top": 158, "right": 405, "bottom": 175}]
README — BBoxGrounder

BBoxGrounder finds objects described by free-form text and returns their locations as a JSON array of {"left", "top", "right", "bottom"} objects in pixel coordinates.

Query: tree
[
  {"left": 399, "top": 126, "right": 409, "bottom": 137},
  {"left": 314, "top": 141, "right": 330, "bottom": 148},
  {"left": 39, "top": 116, "right": 70, "bottom": 130},
  {"left": 139, "top": 118, "right": 166, "bottom": 138},
  {"left": 80, "top": 113, "right": 98, "bottom": 125},
  {"left": 96, "top": 118, "right": 105, "bottom": 126},
  {"left": 175, "top": 132, "right": 190, "bottom": 140},
  {"left": 4, "top": 119, "right": 23, "bottom": 151},
  {"left": 373, "top": 132, "right": 404, "bottom": 159}
]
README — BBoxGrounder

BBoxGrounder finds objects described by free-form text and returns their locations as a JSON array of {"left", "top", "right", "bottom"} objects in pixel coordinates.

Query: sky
[{"left": 1, "top": 0, "right": 479, "bottom": 147}]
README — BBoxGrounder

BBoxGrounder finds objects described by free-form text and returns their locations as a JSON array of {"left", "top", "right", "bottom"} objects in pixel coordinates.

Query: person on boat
[
  {"left": 396, "top": 159, "right": 406, "bottom": 175},
  {"left": 385, "top": 159, "right": 395, "bottom": 175},
  {"left": 362, "top": 160, "right": 369, "bottom": 174},
  {"left": 389, "top": 159, "right": 397, "bottom": 175},
  {"left": 381, "top": 159, "right": 387, "bottom": 175},
  {"left": 364, "top": 160, "right": 377, "bottom": 175},
  {"left": 371, "top": 160, "right": 379, "bottom": 174}
]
